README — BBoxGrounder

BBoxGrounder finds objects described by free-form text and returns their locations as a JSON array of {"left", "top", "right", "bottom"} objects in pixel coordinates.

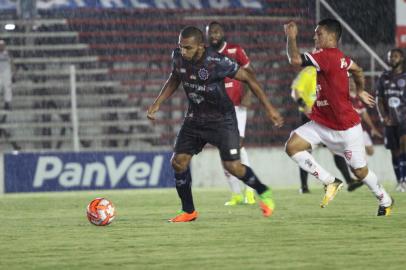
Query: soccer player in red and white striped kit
[{"left": 206, "top": 21, "right": 256, "bottom": 206}]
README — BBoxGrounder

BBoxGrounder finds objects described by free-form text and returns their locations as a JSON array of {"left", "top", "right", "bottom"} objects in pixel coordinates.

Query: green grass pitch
[{"left": 0, "top": 187, "right": 405, "bottom": 270}]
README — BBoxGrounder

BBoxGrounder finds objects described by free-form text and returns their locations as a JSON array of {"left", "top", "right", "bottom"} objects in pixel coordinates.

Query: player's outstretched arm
[
  {"left": 284, "top": 22, "right": 302, "bottom": 66},
  {"left": 147, "top": 73, "right": 181, "bottom": 120},
  {"left": 234, "top": 68, "right": 284, "bottom": 127},
  {"left": 240, "top": 65, "right": 255, "bottom": 108}
]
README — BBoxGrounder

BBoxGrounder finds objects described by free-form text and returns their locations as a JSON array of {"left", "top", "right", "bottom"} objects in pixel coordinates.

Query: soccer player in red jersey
[
  {"left": 206, "top": 21, "right": 256, "bottom": 206},
  {"left": 284, "top": 18, "right": 393, "bottom": 216}
]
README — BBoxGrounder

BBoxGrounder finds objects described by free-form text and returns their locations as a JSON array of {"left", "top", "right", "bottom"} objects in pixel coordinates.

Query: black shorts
[
  {"left": 384, "top": 125, "right": 406, "bottom": 150},
  {"left": 174, "top": 115, "right": 240, "bottom": 161}
]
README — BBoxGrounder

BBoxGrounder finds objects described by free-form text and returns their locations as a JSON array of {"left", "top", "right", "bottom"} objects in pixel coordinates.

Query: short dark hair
[
  {"left": 207, "top": 21, "right": 223, "bottom": 29},
  {"left": 390, "top": 48, "right": 404, "bottom": 58},
  {"left": 318, "top": 18, "right": 342, "bottom": 41},
  {"left": 180, "top": 26, "right": 204, "bottom": 44}
]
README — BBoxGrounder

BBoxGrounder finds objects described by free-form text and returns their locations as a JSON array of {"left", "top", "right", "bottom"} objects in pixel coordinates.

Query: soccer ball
[{"left": 86, "top": 198, "right": 116, "bottom": 226}]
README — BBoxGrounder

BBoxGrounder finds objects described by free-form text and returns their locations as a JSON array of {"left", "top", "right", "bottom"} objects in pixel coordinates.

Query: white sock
[
  {"left": 240, "top": 147, "right": 254, "bottom": 192},
  {"left": 361, "top": 170, "right": 392, "bottom": 207},
  {"left": 240, "top": 147, "right": 250, "bottom": 166},
  {"left": 224, "top": 169, "right": 242, "bottom": 194},
  {"left": 291, "top": 151, "right": 335, "bottom": 185}
]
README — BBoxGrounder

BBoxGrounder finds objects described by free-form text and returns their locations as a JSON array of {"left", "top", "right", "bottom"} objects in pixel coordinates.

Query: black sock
[
  {"left": 174, "top": 167, "right": 194, "bottom": 213},
  {"left": 238, "top": 165, "right": 267, "bottom": 195},
  {"left": 334, "top": 154, "right": 352, "bottom": 184},
  {"left": 299, "top": 168, "right": 308, "bottom": 189},
  {"left": 400, "top": 153, "right": 406, "bottom": 183},
  {"left": 392, "top": 155, "right": 401, "bottom": 183}
]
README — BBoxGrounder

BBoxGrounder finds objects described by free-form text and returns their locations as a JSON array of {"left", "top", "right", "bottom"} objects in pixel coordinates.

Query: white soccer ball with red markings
[{"left": 87, "top": 198, "right": 116, "bottom": 226}]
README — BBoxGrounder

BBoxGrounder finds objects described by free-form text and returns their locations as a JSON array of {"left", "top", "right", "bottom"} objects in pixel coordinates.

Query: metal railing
[{"left": 316, "top": 0, "right": 390, "bottom": 89}]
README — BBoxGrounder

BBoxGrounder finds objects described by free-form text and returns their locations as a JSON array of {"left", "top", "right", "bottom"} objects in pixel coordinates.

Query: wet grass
[{"left": 0, "top": 187, "right": 405, "bottom": 270}]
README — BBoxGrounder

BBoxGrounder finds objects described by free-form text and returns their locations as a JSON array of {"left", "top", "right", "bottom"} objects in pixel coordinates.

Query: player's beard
[
  {"left": 390, "top": 61, "right": 402, "bottom": 70},
  {"left": 210, "top": 38, "right": 225, "bottom": 50}
]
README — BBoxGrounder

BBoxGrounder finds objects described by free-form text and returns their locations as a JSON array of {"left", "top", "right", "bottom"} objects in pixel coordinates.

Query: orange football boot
[{"left": 168, "top": 211, "right": 199, "bottom": 222}]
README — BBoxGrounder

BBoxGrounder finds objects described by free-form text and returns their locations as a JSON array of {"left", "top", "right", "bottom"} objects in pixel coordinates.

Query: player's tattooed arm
[
  {"left": 349, "top": 61, "right": 375, "bottom": 108},
  {"left": 284, "top": 22, "right": 302, "bottom": 66},
  {"left": 348, "top": 61, "right": 365, "bottom": 93},
  {"left": 147, "top": 73, "right": 181, "bottom": 120}
]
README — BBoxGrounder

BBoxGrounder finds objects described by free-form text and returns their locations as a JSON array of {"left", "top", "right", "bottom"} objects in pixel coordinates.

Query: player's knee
[
  {"left": 285, "top": 140, "right": 297, "bottom": 156},
  {"left": 353, "top": 166, "right": 368, "bottom": 179},
  {"left": 285, "top": 133, "right": 311, "bottom": 156},
  {"left": 171, "top": 156, "right": 188, "bottom": 173},
  {"left": 365, "top": 146, "right": 374, "bottom": 156}
]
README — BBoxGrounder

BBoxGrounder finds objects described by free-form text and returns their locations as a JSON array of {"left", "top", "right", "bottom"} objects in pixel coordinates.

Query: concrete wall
[{"left": 191, "top": 145, "right": 396, "bottom": 189}]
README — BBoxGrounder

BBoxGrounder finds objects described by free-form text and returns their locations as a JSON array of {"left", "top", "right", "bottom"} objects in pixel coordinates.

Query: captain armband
[
  {"left": 296, "top": 98, "right": 306, "bottom": 107},
  {"left": 301, "top": 54, "right": 313, "bottom": 67}
]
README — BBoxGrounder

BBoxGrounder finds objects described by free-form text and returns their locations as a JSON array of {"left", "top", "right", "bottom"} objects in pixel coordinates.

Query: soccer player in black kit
[
  {"left": 147, "top": 26, "right": 284, "bottom": 222},
  {"left": 376, "top": 48, "right": 406, "bottom": 192}
]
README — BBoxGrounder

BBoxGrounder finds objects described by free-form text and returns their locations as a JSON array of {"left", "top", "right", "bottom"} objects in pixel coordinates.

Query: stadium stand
[{"left": 0, "top": 0, "right": 318, "bottom": 151}]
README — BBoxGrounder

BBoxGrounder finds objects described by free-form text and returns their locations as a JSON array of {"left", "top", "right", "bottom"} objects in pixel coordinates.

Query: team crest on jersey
[
  {"left": 344, "top": 150, "right": 352, "bottom": 161},
  {"left": 198, "top": 68, "right": 209, "bottom": 80},
  {"left": 397, "top": 79, "right": 406, "bottom": 88}
]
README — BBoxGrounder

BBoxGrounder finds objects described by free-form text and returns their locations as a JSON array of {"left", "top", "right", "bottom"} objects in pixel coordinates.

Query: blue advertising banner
[
  {"left": 0, "top": 0, "right": 263, "bottom": 10},
  {"left": 4, "top": 151, "right": 174, "bottom": 193}
]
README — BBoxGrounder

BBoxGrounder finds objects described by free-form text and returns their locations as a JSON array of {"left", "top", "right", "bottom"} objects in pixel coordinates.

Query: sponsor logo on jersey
[
  {"left": 225, "top": 82, "right": 233, "bottom": 88},
  {"left": 180, "top": 68, "right": 186, "bottom": 73},
  {"left": 184, "top": 81, "right": 206, "bottom": 91},
  {"left": 386, "top": 89, "right": 402, "bottom": 95},
  {"left": 316, "top": 100, "right": 329, "bottom": 106},
  {"left": 340, "top": 58, "right": 348, "bottom": 69},
  {"left": 198, "top": 68, "right": 209, "bottom": 80},
  {"left": 230, "top": 149, "right": 238, "bottom": 155},
  {"left": 207, "top": 56, "right": 221, "bottom": 62},
  {"left": 227, "top": 48, "right": 237, "bottom": 54},
  {"left": 188, "top": 92, "right": 204, "bottom": 104},
  {"left": 190, "top": 75, "right": 196, "bottom": 80},
  {"left": 224, "top": 56, "right": 235, "bottom": 67},
  {"left": 388, "top": 97, "right": 401, "bottom": 108}
]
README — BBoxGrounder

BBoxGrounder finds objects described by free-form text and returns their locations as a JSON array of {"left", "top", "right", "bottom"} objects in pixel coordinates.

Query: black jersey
[
  {"left": 376, "top": 71, "right": 406, "bottom": 124},
  {"left": 171, "top": 47, "right": 240, "bottom": 122}
]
